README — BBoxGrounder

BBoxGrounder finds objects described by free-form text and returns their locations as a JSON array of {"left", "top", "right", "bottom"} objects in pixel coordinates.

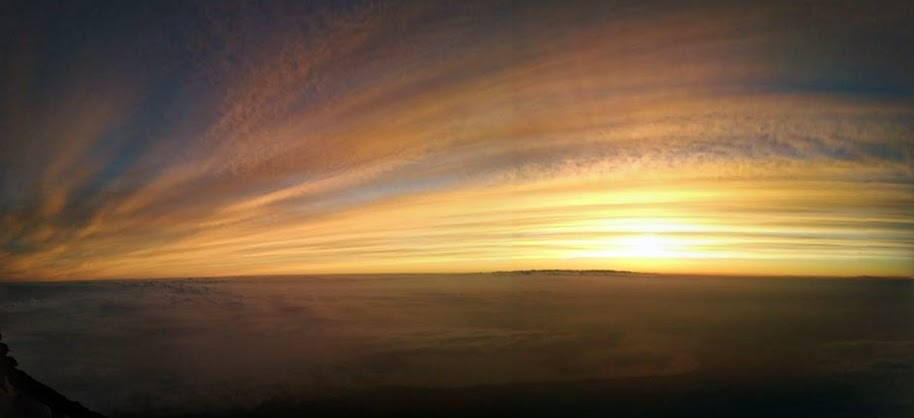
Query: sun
[
  {"left": 565, "top": 219, "right": 698, "bottom": 262},
  {"left": 619, "top": 234, "right": 674, "bottom": 258}
]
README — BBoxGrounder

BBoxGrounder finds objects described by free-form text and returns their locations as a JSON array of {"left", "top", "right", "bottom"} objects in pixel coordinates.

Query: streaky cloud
[{"left": 1, "top": 0, "right": 912, "bottom": 279}]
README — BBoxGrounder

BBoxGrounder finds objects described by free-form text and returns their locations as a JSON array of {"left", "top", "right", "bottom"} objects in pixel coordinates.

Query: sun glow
[
  {"left": 619, "top": 234, "right": 674, "bottom": 258},
  {"left": 569, "top": 230, "right": 693, "bottom": 261}
]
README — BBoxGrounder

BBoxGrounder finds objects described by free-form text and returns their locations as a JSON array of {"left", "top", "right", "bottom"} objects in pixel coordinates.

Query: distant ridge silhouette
[{"left": 490, "top": 269, "right": 636, "bottom": 275}]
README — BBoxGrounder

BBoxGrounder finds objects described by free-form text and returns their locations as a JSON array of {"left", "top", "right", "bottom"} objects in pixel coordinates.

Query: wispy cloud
[{"left": 1, "top": 0, "right": 912, "bottom": 279}]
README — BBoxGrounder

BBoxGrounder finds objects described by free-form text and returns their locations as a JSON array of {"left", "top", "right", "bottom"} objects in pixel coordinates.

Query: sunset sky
[{"left": 1, "top": 0, "right": 912, "bottom": 280}]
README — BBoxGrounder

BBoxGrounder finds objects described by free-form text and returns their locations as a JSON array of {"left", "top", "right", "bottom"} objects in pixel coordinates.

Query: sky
[{"left": 0, "top": 0, "right": 912, "bottom": 280}]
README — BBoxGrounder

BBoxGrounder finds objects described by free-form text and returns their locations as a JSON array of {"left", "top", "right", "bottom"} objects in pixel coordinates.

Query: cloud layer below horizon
[{"left": 1, "top": 0, "right": 912, "bottom": 279}]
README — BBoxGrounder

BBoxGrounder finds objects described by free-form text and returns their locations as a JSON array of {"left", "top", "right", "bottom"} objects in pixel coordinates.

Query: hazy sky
[{"left": 1, "top": 0, "right": 912, "bottom": 280}]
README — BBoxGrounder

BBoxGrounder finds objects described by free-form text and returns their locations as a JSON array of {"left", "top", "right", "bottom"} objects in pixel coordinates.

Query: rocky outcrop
[{"left": 0, "top": 333, "right": 105, "bottom": 418}]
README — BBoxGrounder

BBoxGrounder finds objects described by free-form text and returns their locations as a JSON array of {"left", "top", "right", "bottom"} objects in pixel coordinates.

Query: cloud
[
  {"left": 1, "top": 0, "right": 912, "bottom": 279},
  {"left": 818, "top": 340, "right": 914, "bottom": 375},
  {"left": 0, "top": 274, "right": 707, "bottom": 413}
]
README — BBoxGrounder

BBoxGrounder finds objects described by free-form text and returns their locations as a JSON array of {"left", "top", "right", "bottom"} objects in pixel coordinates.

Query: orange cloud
[{"left": 1, "top": 1, "right": 912, "bottom": 280}]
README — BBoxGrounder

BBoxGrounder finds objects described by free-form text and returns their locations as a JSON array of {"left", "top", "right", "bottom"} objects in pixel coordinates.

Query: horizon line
[{"left": 2, "top": 269, "right": 912, "bottom": 284}]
